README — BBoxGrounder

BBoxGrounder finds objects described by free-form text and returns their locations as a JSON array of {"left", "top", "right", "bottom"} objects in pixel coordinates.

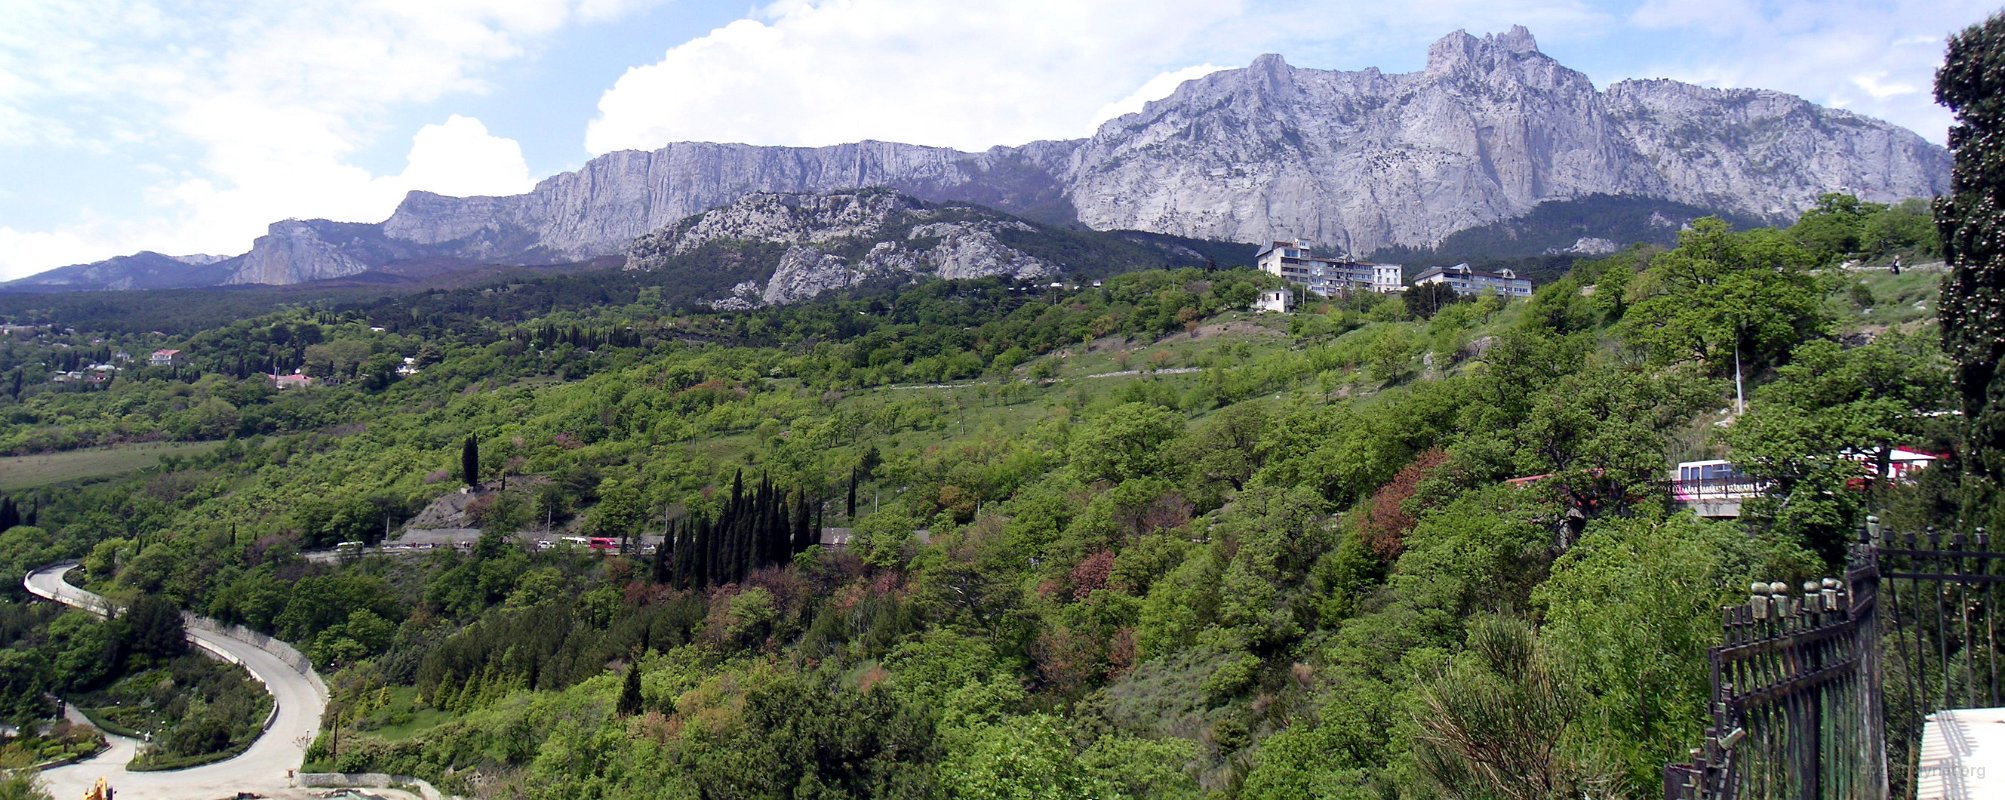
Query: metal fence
[
  {"left": 1871, "top": 525, "right": 2005, "bottom": 798},
  {"left": 1663, "top": 556, "right": 1883, "bottom": 800},
  {"left": 1665, "top": 520, "right": 2005, "bottom": 800}
]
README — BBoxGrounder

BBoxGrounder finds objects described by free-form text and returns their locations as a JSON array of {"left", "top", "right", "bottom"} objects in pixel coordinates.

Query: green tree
[
  {"left": 1514, "top": 362, "right": 1717, "bottom": 536},
  {"left": 1789, "top": 192, "right": 1877, "bottom": 264},
  {"left": 0, "top": 769, "right": 53, "bottom": 800},
  {"left": 589, "top": 478, "right": 646, "bottom": 545},
  {"left": 123, "top": 593, "right": 186, "bottom": 659},
  {"left": 616, "top": 665, "right": 643, "bottom": 716},
  {"left": 1621, "top": 218, "right": 1827, "bottom": 376},
  {"left": 1534, "top": 513, "right": 1814, "bottom": 793},
  {"left": 1936, "top": 13, "right": 2005, "bottom": 483},
  {"left": 1410, "top": 616, "right": 1615, "bottom": 800},
  {"left": 1068, "top": 403, "right": 1182, "bottom": 484},
  {"left": 1723, "top": 334, "right": 1951, "bottom": 559}
]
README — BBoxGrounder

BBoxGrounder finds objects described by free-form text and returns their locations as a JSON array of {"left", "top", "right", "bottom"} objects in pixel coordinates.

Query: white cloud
[
  {"left": 0, "top": 0, "right": 640, "bottom": 279},
  {"left": 1087, "top": 64, "right": 1229, "bottom": 131},
  {"left": 586, "top": 0, "right": 1249, "bottom": 153},
  {"left": 399, "top": 116, "right": 539, "bottom": 198},
  {"left": 0, "top": 114, "right": 536, "bottom": 279}
]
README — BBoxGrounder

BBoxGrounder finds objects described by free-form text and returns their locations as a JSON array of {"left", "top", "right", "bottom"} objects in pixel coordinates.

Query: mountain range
[{"left": 6, "top": 26, "right": 1951, "bottom": 294}]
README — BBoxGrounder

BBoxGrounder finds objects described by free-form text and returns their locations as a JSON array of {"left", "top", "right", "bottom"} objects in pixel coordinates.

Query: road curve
[{"left": 24, "top": 563, "right": 329, "bottom": 800}]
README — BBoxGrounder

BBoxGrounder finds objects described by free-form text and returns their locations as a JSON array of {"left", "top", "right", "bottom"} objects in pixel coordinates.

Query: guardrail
[
  {"left": 298, "top": 772, "right": 461, "bottom": 800},
  {"left": 183, "top": 615, "right": 329, "bottom": 700}
]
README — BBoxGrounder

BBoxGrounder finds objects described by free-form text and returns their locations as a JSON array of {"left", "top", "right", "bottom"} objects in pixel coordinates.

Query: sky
[{"left": 0, "top": 0, "right": 1990, "bottom": 281}]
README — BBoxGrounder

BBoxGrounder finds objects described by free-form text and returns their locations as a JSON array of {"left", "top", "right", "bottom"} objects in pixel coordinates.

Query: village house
[
  {"left": 1254, "top": 288, "right": 1296, "bottom": 313},
  {"left": 270, "top": 372, "right": 315, "bottom": 390},
  {"left": 150, "top": 348, "right": 182, "bottom": 367}
]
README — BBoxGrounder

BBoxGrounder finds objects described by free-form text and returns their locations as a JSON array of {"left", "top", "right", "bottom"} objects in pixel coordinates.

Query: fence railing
[
  {"left": 1871, "top": 525, "right": 2005, "bottom": 798},
  {"left": 1665, "top": 520, "right": 2005, "bottom": 800},
  {"left": 1664, "top": 557, "right": 1883, "bottom": 800}
]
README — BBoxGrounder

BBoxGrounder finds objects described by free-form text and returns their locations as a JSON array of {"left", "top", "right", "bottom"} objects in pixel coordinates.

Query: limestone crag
[
  {"left": 761, "top": 246, "right": 863, "bottom": 306},
  {"left": 226, "top": 221, "right": 374, "bottom": 285},
  {"left": 1603, "top": 78, "right": 1950, "bottom": 218},
  {"left": 23, "top": 26, "right": 1951, "bottom": 288},
  {"left": 629, "top": 190, "right": 1056, "bottom": 307}
]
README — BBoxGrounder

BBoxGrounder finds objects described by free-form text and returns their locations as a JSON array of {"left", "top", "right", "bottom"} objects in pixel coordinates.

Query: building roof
[
  {"left": 152, "top": 348, "right": 181, "bottom": 356},
  {"left": 1413, "top": 263, "right": 1527, "bottom": 283}
]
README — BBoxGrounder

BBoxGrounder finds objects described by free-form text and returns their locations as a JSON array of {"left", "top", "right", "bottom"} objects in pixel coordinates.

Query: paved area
[
  {"left": 25, "top": 563, "right": 329, "bottom": 800},
  {"left": 1917, "top": 706, "right": 2005, "bottom": 799}
]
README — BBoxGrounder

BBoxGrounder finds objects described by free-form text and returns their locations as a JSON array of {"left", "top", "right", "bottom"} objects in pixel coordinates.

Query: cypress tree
[
  {"left": 1938, "top": 13, "right": 2005, "bottom": 484},
  {"left": 794, "top": 492, "right": 812, "bottom": 553},
  {"left": 461, "top": 435, "right": 480, "bottom": 489},
  {"left": 618, "top": 666, "right": 644, "bottom": 716},
  {"left": 846, "top": 468, "right": 858, "bottom": 517},
  {"left": 651, "top": 525, "right": 671, "bottom": 584}
]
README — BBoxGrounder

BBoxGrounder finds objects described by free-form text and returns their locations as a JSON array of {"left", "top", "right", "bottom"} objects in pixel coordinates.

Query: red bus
[{"left": 588, "top": 537, "right": 619, "bottom": 554}]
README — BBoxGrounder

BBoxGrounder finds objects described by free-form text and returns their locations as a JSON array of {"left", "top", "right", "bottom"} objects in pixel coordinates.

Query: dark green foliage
[
  {"left": 122, "top": 594, "right": 186, "bottom": 659},
  {"left": 615, "top": 666, "right": 641, "bottom": 716},
  {"left": 460, "top": 435, "right": 478, "bottom": 488},
  {"left": 1937, "top": 13, "right": 2005, "bottom": 482},
  {"left": 1402, "top": 281, "right": 1466, "bottom": 319}
]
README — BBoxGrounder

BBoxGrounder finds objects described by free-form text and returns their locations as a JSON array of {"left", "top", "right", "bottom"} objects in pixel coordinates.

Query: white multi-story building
[
  {"left": 1410, "top": 263, "right": 1533, "bottom": 298},
  {"left": 1255, "top": 240, "right": 1402, "bottom": 297}
]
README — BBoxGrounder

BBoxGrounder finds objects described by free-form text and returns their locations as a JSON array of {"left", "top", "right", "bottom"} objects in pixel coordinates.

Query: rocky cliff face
[
  {"left": 1062, "top": 27, "right": 1946, "bottom": 250},
  {"left": 25, "top": 26, "right": 1950, "bottom": 288},
  {"left": 626, "top": 190, "right": 1055, "bottom": 307}
]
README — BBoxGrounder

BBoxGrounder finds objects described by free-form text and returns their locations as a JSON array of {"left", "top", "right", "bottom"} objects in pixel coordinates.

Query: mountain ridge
[{"left": 6, "top": 25, "right": 1949, "bottom": 291}]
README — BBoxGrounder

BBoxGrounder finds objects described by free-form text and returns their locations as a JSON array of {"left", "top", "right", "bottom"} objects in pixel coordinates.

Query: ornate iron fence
[
  {"left": 1872, "top": 524, "right": 2005, "bottom": 798},
  {"left": 1663, "top": 556, "right": 1883, "bottom": 800},
  {"left": 1665, "top": 520, "right": 2005, "bottom": 800}
]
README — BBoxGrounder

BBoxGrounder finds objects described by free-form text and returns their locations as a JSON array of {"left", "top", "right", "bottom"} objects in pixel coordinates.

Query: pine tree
[{"left": 1939, "top": 13, "right": 2005, "bottom": 482}]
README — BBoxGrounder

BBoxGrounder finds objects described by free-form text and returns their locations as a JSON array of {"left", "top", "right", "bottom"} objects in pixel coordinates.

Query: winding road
[{"left": 24, "top": 563, "right": 329, "bottom": 799}]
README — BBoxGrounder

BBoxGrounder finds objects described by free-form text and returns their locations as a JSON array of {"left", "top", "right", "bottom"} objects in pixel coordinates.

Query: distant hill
[{"left": 3, "top": 251, "right": 235, "bottom": 293}]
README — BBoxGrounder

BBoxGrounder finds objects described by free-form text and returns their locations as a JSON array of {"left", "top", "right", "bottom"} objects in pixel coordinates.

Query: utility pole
[{"left": 1734, "top": 338, "right": 1746, "bottom": 415}]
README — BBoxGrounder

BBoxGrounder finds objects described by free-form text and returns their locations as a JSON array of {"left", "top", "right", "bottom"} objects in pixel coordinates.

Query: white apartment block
[{"left": 1255, "top": 240, "right": 1403, "bottom": 297}]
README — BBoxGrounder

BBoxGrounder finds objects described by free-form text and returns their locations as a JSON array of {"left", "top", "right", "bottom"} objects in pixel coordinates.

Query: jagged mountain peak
[{"left": 1424, "top": 26, "right": 1565, "bottom": 79}]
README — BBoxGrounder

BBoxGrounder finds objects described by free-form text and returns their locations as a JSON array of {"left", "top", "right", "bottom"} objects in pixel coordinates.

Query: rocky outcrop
[
  {"left": 227, "top": 221, "right": 377, "bottom": 285},
  {"left": 627, "top": 190, "right": 1056, "bottom": 307},
  {"left": 18, "top": 26, "right": 1950, "bottom": 289}
]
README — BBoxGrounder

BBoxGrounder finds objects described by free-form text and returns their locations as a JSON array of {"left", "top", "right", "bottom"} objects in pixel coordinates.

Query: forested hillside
[{"left": 0, "top": 198, "right": 1962, "bottom": 799}]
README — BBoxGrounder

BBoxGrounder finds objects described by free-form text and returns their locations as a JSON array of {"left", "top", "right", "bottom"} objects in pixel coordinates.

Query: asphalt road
[{"left": 24, "top": 563, "right": 329, "bottom": 800}]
